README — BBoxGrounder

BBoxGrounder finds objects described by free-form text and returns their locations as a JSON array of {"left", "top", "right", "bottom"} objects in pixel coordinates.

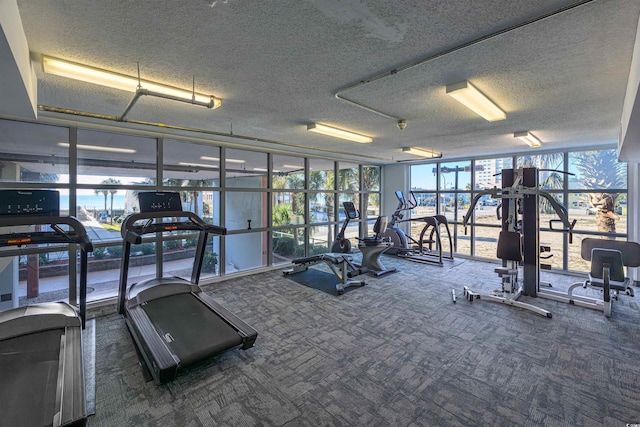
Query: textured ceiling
[{"left": 13, "top": 0, "right": 640, "bottom": 164}]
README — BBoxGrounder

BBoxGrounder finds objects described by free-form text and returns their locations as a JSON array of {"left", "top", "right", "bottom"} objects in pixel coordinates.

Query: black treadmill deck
[
  {"left": 0, "top": 329, "right": 64, "bottom": 427},
  {"left": 142, "top": 293, "right": 243, "bottom": 366}
]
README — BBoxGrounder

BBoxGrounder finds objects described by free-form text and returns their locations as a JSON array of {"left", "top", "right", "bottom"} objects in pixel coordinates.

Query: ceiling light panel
[
  {"left": 42, "top": 56, "right": 222, "bottom": 109},
  {"left": 307, "top": 123, "right": 373, "bottom": 143},
  {"left": 445, "top": 81, "right": 506, "bottom": 122},
  {"left": 514, "top": 131, "right": 542, "bottom": 148},
  {"left": 401, "top": 147, "right": 442, "bottom": 158}
]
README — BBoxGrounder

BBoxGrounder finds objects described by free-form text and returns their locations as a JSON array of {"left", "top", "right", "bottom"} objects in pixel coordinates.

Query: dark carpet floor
[{"left": 86, "top": 256, "right": 640, "bottom": 426}]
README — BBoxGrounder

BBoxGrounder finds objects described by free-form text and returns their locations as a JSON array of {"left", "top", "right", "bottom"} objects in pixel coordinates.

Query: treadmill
[
  {"left": 118, "top": 191, "right": 257, "bottom": 385},
  {"left": 0, "top": 190, "right": 92, "bottom": 427}
]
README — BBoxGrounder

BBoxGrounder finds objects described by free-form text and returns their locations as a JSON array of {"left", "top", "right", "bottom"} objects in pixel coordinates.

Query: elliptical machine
[
  {"left": 382, "top": 191, "right": 415, "bottom": 255},
  {"left": 382, "top": 191, "right": 453, "bottom": 266}
]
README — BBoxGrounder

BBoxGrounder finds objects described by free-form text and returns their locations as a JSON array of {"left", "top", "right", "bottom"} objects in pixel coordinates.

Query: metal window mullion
[
  {"left": 219, "top": 146, "right": 226, "bottom": 275},
  {"left": 155, "top": 137, "right": 163, "bottom": 278},
  {"left": 304, "top": 157, "right": 310, "bottom": 256},
  {"left": 267, "top": 153, "right": 273, "bottom": 266},
  {"left": 68, "top": 126, "right": 78, "bottom": 306}
]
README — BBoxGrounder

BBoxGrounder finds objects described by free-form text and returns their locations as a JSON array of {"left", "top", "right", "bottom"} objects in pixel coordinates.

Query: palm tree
[
  {"left": 98, "top": 177, "right": 122, "bottom": 223},
  {"left": 94, "top": 188, "right": 108, "bottom": 218},
  {"left": 362, "top": 167, "right": 380, "bottom": 221},
  {"left": 571, "top": 149, "right": 624, "bottom": 234},
  {"left": 519, "top": 153, "right": 564, "bottom": 214},
  {"left": 186, "top": 179, "right": 213, "bottom": 217},
  {"left": 309, "top": 170, "right": 335, "bottom": 247}
]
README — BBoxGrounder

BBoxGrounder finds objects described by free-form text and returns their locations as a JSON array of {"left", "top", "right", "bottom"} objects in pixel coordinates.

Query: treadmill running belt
[
  {"left": 142, "top": 293, "right": 243, "bottom": 366},
  {"left": 0, "top": 329, "right": 63, "bottom": 427}
]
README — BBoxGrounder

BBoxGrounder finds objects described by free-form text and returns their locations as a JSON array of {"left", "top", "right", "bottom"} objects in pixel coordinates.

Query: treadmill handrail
[
  {"left": 0, "top": 215, "right": 93, "bottom": 252},
  {"left": 121, "top": 210, "right": 227, "bottom": 242}
]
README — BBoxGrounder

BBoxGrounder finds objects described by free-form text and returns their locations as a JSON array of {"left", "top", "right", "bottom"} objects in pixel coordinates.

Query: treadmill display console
[
  {"left": 0, "top": 190, "right": 60, "bottom": 218},
  {"left": 138, "top": 192, "right": 183, "bottom": 213}
]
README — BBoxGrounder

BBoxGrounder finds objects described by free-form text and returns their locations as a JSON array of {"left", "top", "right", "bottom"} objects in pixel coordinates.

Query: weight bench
[
  {"left": 538, "top": 238, "right": 640, "bottom": 317},
  {"left": 283, "top": 253, "right": 367, "bottom": 295}
]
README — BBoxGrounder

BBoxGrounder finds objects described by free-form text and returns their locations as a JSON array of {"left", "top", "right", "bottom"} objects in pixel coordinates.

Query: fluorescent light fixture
[
  {"left": 282, "top": 164, "right": 303, "bottom": 169},
  {"left": 514, "top": 131, "right": 542, "bottom": 148},
  {"left": 253, "top": 168, "right": 281, "bottom": 173},
  {"left": 42, "top": 56, "right": 222, "bottom": 109},
  {"left": 200, "top": 156, "right": 245, "bottom": 164},
  {"left": 445, "top": 81, "right": 506, "bottom": 122},
  {"left": 58, "top": 142, "right": 136, "bottom": 154},
  {"left": 178, "top": 162, "right": 218, "bottom": 168},
  {"left": 401, "top": 147, "right": 442, "bottom": 158},
  {"left": 307, "top": 123, "right": 373, "bottom": 143}
]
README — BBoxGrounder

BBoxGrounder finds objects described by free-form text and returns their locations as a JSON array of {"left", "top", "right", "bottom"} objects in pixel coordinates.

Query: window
[
  {"left": 411, "top": 148, "right": 628, "bottom": 272},
  {"left": 225, "top": 149, "right": 267, "bottom": 189},
  {"left": 0, "top": 119, "right": 69, "bottom": 184}
]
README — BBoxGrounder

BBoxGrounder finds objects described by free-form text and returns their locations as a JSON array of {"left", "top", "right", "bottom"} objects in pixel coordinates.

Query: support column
[{"left": 522, "top": 167, "right": 539, "bottom": 296}]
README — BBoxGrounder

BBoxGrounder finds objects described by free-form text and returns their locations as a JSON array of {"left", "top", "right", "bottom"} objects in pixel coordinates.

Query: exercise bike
[{"left": 330, "top": 202, "right": 359, "bottom": 253}]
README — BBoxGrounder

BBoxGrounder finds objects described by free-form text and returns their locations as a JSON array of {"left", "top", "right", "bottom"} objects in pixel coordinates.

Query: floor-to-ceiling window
[
  {"left": 410, "top": 147, "right": 628, "bottom": 273},
  {"left": 0, "top": 118, "right": 383, "bottom": 308}
]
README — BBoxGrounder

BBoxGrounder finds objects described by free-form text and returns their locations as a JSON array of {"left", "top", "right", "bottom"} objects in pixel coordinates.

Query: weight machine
[{"left": 459, "top": 167, "right": 576, "bottom": 318}]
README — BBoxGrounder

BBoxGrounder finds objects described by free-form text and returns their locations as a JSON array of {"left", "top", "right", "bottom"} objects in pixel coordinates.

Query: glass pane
[
  {"left": 568, "top": 149, "right": 626, "bottom": 191},
  {"left": 338, "top": 193, "right": 359, "bottom": 219},
  {"left": 90, "top": 243, "right": 128, "bottom": 302},
  {"left": 474, "top": 157, "right": 513, "bottom": 190},
  {"left": 163, "top": 139, "right": 220, "bottom": 185},
  {"left": 161, "top": 235, "right": 221, "bottom": 280},
  {"left": 225, "top": 232, "right": 267, "bottom": 272},
  {"left": 273, "top": 228, "right": 304, "bottom": 264},
  {"left": 438, "top": 192, "right": 471, "bottom": 224},
  {"left": 437, "top": 161, "right": 471, "bottom": 191},
  {"left": 272, "top": 192, "right": 305, "bottom": 226},
  {"left": 77, "top": 129, "right": 156, "bottom": 185},
  {"left": 474, "top": 226, "right": 502, "bottom": 259},
  {"left": 453, "top": 223, "right": 470, "bottom": 256},
  {"left": 225, "top": 149, "right": 268, "bottom": 188},
  {"left": 77, "top": 196, "right": 123, "bottom": 244},
  {"left": 309, "top": 225, "right": 331, "bottom": 254},
  {"left": 310, "top": 192, "right": 335, "bottom": 223},
  {"left": 412, "top": 192, "right": 437, "bottom": 216},
  {"left": 11, "top": 251, "right": 71, "bottom": 307},
  {"left": 540, "top": 231, "right": 563, "bottom": 270},
  {"left": 362, "top": 166, "right": 380, "bottom": 191},
  {"left": 309, "top": 158, "right": 335, "bottom": 190},
  {"left": 516, "top": 153, "right": 564, "bottom": 190},
  {"left": 225, "top": 191, "right": 267, "bottom": 231},
  {"left": 273, "top": 155, "right": 304, "bottom": 189},
  {"left": 411, "top": 164, "right": 438, "bottom": 191},
  {"left": 338, "top": 162, "right": 359, "bottom": 190},
  {"left": 0, "top": 119, "right": 69, "bottom": 183},
  {"left": 362, "top": 192, "right": 380, "bottom": 219},
  {"left": 569, "top": 192, "right": 627, "bottom": 236}
]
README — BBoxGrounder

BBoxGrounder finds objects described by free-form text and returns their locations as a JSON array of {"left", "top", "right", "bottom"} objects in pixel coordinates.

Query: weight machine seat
[
  {"left": 496, "top": 231, "right": 523, "bottom": 262},
  {"left": 359, "top": 215, "right": 389, "bottom": 246},
  {"left": 588, "top": 249, "right": 629, "bottom": 291},
  {"left": 579, "top": 239, "right": 639, "bottom": 306},
  {"left": 494, "top": 231, "right": 522, "bottom": 276}
]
